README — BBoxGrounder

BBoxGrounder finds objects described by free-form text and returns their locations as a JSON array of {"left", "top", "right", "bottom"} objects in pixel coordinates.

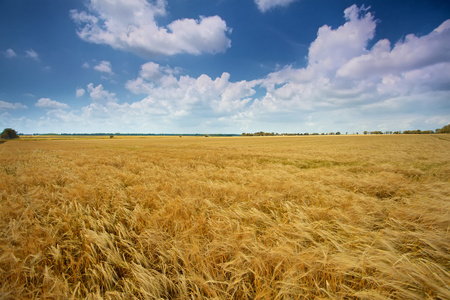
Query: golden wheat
[{"left": 0, "top": 135, "right": 449, "bottom": 299}]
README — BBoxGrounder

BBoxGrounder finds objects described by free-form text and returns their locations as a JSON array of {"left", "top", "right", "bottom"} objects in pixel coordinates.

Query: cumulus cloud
[
  {"left": 337, "top": 19, "right": 450, "bottom": 79},
  {"left": 115, "top": 5, "right": 449, "bottom": 133},
  {"left": 21, "top": 5, "right": 450, "bottom": 134},
  {"left": 125, "top": 62, "right": 179, "bottom": 94},
  {"left": 87, "top": 83, "right": 118, "bottom": 103},
  {"left": 140, "top": 62, "right": 164, "bottom": 80},
  {"left": 126, "top": 62, "right": 257, "bottom": 115},
  {"left": 4, "top": 48, "right": 17, "bottom": 58},
  {"left": 255, "top": 0, "right": 298, "bottom": 13},
  {"left": 76, "top": 88, "right": 86, "bottom": 97},
  {"left": 35, "top": 98, "right": 70, "bottom": 110},
  {"left": 70, "top": 0, "right": 231, "bottom": 57},
  {"left": 25, "top": 49, "right": 39, "bottom": 60},
  {"left": 250, "top": 5, "right": 450, "bottom": 123},
  {"left": 308, "top": 5, "right": 376, "bottom": 73},
  {"left": 0, "top": 100, "right": 27, "bottom": 110},
  {"left": 94, "top": 60, "right": 114, "bottom": 74}
]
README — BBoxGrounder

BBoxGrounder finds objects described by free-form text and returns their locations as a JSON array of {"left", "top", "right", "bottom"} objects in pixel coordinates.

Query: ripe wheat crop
[{"left": 0, "top": 135, "right": 449, "bottom": 299}]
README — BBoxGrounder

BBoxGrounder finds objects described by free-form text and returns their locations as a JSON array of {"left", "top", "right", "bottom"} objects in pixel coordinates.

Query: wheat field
[{"left": 0, "top": 134, "right": 449, "bottom": 299}]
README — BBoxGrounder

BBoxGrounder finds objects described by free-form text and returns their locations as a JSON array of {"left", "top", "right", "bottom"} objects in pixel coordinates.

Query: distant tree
[
  {"left": 110, "top": 135, "right": 114, "bottom": 138},
  {"left": 1, "top": 128, "right": 19, "bottom": 139},
  {"left": 437, "top": 124, "right": 450, "bottom": 133},
  {"left": 363, "top": 131, "right": 368, "bottom": 135},
  {"left": 403, "top": 130, "right": 421, "bottom": 134},
  {"left": 422, "top": 130, "right": 434, "bottom": 134}
]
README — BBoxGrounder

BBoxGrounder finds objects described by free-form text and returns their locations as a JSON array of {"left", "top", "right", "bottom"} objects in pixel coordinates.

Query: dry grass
[{"left": 0, "top": 135, "right": 449, "bottom": 299}]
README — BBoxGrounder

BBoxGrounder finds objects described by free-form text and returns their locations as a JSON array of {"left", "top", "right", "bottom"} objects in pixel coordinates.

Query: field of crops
[{"left": 1, "top": 135, "right": 449, "bottom": 299}]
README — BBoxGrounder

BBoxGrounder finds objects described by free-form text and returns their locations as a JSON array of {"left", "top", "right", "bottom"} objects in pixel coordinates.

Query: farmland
[{"left": 0, "top": 135, "right": 449, "bottom": 299}]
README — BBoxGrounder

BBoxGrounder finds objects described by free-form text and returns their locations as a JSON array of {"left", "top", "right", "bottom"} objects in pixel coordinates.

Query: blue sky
[{"left": 1, "top": 0, "right": 449, "bottom": 134}]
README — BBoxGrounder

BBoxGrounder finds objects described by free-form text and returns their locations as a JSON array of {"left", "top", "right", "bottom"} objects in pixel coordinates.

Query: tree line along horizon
[
  {"left": 243, "top": 125, "right": 449, "bottom": 136},
  {"left": 1, "top": 124, "right": 449, "bottom": 139}
]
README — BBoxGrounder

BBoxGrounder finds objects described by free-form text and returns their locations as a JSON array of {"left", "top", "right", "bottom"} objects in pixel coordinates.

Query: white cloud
[
  {"left": 35, "top": 98, "right": 70, "bottom": 110},
  {"left": 82, "top": 62, "right": 90, "bottom": 69},
  {"left": 94, "top": 60, "right": 114, "bottom": 74},
  {"left": 126, "top": 62, "right": 256, "bottom": 115},
  {"left": 259, "top": 5, "right": 377, "bottom": 95},
  {"left": 232, "top": 5, "right": 450, "bottom": 132},
  {"left": 140, "top": 62, "right": 163, "bottom": 80},
  {"left": 308, "top": 5, "right": 376, "bottom": 73},
  {"left": 125, "top": 61, "right": 179, "bottom": 94},
  {"left": 337, "top": 19, "right": 450, "bottom": 79},
  {"left": 20, "top": 5, "right": 450, "bottom": 134},
  {"left": 70, "top": 0, "right": 231, "bottom": 57},
  {"left": 255, "top": 0, "right": 298, "bottom": 13},
  {"left": 0, "top": 100, "right": 27, "bottom": 110},
  {"left": 87, "top": 83, "right": 118, "bottom": 103},
  {"left": 5, "top": 48, "right": 17, "bottom": 58},
  {"left": 25, "top": 49, "right": 39, "bottom": 60},
  {"left": 114, "top": 6, "right": 449, "bottom": 133},
  {"left": 76, "top": 88, "right": 86, "bottom": 97}
]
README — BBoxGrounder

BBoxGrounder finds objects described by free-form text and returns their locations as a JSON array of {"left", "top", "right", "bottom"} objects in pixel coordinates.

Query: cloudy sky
[{"left": 1, "top": 0, "right": 449, "bottom": 134}]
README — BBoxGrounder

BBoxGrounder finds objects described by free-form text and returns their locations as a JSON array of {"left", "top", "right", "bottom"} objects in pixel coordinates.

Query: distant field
[{"left": 1, "top": 135, "right": 449, "bottom": 299}]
